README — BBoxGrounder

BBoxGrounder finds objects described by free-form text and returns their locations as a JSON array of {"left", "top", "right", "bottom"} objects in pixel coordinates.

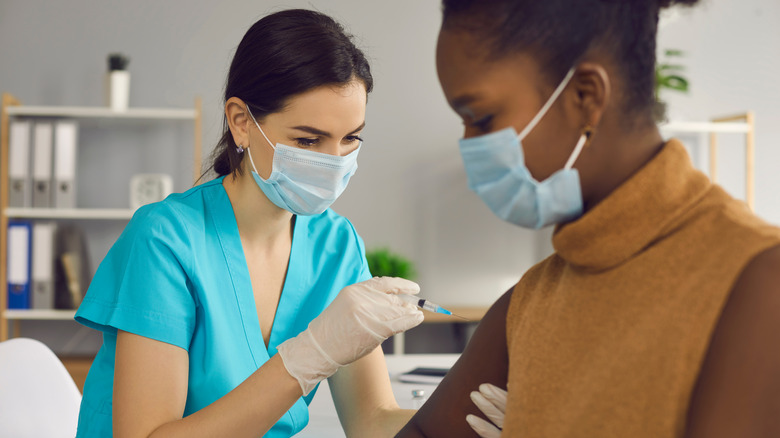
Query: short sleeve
[
  {"left": 347, "top": 218, "right": 373, "bottom": 283},
  {"left": 75, "top": 203, "right": 196, "bottom": 351}
]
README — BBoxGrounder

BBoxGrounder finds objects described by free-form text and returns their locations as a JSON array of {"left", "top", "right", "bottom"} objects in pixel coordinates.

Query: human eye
[
  {"left": 295, "top": 138, "right": 319, "bottom": 148},
  {"left": 470, "top": 115, "right": 494, "bottom": 133},
  {"left": 345, "top": 135, "right": 364, "bottom": 144}
]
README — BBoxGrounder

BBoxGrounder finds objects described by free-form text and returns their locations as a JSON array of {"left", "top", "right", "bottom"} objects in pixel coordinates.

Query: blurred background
[{"left": 1, "top": 0, "right": 778, "bottom": 360}]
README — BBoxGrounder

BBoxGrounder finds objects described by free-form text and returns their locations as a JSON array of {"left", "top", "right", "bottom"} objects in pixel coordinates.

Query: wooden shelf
[
  {"left": 4, "top": 309, "right": 77, "bottom": 320},
  {"left": 6, "top": 105, "right": 197, "bottom": 120},
  {"left": 659, "top": 121, "right": 751, "bottom": 134},
  {"left": 4, "top": 207, "right": 135, "bottom": 220},
  {"left": 421, "top": 306, "right": 488, "bottom": 324}
]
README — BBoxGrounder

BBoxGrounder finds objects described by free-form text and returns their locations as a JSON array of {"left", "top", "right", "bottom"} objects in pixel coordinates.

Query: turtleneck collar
[{"left": 552, "top": 139, "right": 712, "bottom": 271}]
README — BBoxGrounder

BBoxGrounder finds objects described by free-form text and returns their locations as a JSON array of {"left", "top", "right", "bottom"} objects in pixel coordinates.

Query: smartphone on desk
[{"left": 398, "top": 367, "right": 449, "bottom": 384}]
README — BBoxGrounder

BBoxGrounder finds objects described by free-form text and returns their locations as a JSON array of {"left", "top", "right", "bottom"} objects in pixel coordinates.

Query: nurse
[
  {"left": 398, "top": 0, "right": 780, "bottom": 437},
  {"left": 74, "top": 9, "right": 423, "bottom": 438}
]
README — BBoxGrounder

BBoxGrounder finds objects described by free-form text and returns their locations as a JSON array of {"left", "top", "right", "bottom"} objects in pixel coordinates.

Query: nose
[
  {"left": 320, "top": 140, "right": 356, "bottom": 157},
  {"left": 319, "top": 141, "right": 341, "bottom": 156}
]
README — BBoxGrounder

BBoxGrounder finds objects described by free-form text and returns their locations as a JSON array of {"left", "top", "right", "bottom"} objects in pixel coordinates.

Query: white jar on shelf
[{"left": 105, "top": 53, "right": 130, "bottom": 111}]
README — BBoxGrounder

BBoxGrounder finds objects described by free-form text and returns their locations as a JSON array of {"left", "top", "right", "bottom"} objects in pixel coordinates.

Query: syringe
[{"left": 399, "top": 295, "right": 469, "bottom": 320}]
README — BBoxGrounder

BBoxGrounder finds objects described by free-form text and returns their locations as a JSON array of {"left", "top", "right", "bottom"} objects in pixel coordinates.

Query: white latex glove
[
  {"left": 466, "top": 383, "right": 507, "bottom": 438},
  {"left": 277, "top": 276, "right": 424, "bottom": 395}
]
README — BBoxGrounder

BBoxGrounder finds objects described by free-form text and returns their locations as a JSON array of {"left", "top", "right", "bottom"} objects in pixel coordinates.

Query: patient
[{"left": 397, "top": 0, "right": 780, "bottom": 437}]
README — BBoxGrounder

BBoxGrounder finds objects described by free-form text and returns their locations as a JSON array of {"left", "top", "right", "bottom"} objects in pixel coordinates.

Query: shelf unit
[
  {"left": 659, "top": 111, "right": 755, "bottom": 211},
  {"left": 0, "top": 93, "right": 203, "bottom": 341},
  {"left": 5, "top": 208, "right": 136, "bottom": 220}
]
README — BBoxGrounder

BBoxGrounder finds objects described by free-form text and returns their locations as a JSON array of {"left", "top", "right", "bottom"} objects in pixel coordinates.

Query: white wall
[
  {"left": 1, "top": 0, "right": 777, "bottom": 353},
  {"left": 658, "top": 1, "right": 780, "bottom": 223}
]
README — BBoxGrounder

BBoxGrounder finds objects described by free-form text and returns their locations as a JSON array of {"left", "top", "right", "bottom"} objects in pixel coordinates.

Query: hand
[
  {"left": 466, "top": 383, "right": 507, "bottom": 438},
  {"left": 277, "top": 277, "right": 424, "bottom": 395}
]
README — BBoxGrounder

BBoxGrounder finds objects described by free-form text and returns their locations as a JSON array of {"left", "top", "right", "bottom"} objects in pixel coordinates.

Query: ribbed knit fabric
[{"left": 503, "top": 139, "right": 780, "bottom": 437}]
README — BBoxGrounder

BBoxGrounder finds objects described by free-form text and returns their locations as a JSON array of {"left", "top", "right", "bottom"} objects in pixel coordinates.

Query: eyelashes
[
  {"left": 294, "top": 135, "right": 363, "bottom": 148},
  {"left": 471, "top": 115, "right": 494, "bottom": 132},
  {"left": 295, "top": 138, "right": 318, "bottom": 147}
]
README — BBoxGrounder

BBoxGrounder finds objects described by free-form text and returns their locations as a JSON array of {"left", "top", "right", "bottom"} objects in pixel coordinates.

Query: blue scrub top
[{"left": 74, "top": 176, "right": 372, "bottom": 437}]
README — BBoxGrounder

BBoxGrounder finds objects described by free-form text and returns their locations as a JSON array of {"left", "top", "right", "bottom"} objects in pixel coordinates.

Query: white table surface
[{"left": 297, "top": 354, "right": 460, "bottom": 437}]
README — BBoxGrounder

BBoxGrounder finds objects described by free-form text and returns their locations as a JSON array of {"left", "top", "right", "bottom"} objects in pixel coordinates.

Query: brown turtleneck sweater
[{"left": 503, "top": 139, "right": 780, "bottom": 437}]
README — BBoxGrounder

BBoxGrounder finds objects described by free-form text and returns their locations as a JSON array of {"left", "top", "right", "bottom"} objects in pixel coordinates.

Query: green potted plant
[
  {"left": 654, "top": 49, "right": 689, "bottom": 122},
  {"left": 365, "top": 248, "right": 416, "bottom": 280}
]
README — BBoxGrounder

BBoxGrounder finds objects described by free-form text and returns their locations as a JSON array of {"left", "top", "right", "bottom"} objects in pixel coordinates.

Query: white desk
[{"left": 298, "top": 354, "right": 460, "bottom": 437}]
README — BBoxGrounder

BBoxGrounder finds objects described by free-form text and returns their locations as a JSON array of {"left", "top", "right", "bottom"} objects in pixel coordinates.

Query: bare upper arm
[
  {"left": 396, "top": 288, "right": 512, "bottom": 437},
  {"left": 686, "top": 244, "right": 780, "bottom": 437},
  {"left": 114, "top": 330, "right": 190, "bottom": 438}
]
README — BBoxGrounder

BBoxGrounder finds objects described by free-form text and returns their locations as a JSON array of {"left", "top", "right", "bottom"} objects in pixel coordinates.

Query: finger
[
  {"left": 386, "top": 309, "right": 424, "bottom": 334},
  {"left": 365, "top": 276, "right": 420, "bottom": 295},
  {"left": 386, "top": 293, "right": 421, "bottom": 312},
  {"left": 480, "top": 383, "right": 508, "bottom": 411},
  {"left": 470, "top": 390, "right": 505, "bottom": 427},
  {"left": 466, "top": 414, "right": 501, "bottom": 438}
]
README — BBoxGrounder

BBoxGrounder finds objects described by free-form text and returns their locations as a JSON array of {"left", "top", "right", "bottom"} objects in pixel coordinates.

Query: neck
[
  {"left": 580, "top": 119, "right": 666, "bottom": 212},
  {"left": 222, "top": 170, "right": 293, "bottom": 246}
]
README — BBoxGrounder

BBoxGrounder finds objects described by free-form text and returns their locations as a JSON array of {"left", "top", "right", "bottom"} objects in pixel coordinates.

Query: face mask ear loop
[
  {"left": 517, "top": 67, "right": 577, "bottom": 142},
  {"left": 246, "top": 106, "right": 276, "bottom": 150},
  {"left": 564, "top": 134, "right": 588, "bottom": 170},
  {"left": 246, "top": 146, "right": 261, "bottom": 176},
  {"left": 564, "top": 126, "right": 593, "bottom": 170}
]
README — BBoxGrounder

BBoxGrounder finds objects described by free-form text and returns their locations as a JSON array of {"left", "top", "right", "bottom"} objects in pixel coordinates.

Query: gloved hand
[
  {"left": 466, "top": 383, "right": 508, "bottom": 438},
  {"left": 277, "top": 277, "right": 424, "bottom": 395}
]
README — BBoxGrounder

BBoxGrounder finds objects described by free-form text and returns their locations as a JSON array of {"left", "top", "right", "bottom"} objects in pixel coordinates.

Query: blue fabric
[{"left": 74, "top": 176, "right": 372, "bottom": 437}]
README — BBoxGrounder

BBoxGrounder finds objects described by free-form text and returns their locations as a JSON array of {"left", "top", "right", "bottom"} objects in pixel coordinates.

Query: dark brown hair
[{"left": 206, "top": 9, "right": 373, "bottom": 179}]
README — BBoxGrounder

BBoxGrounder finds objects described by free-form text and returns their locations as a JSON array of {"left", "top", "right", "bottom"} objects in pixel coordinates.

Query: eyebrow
[{"left": 290, "top": 121, "right": 366, "bottom": 138}]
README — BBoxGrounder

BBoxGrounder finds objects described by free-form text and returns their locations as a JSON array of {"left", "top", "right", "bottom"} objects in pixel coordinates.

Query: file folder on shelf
[
  {"left": 53, "top": 224, "right": 90, "bottom": 309},
  {"left": 31, "top": 222, "right": 57, "bottom": 310},
  {"left": 9, "top": 120, "right": 32, "bottom": 208},
  {"left": 32, "top": 121, "right": 53, "bottom": 208},
  {"left": 53, "top": 121, "right": 78, "bottom": 208},
  {"left": 7, "top": 221, "right": 33, "bottom": 309}
]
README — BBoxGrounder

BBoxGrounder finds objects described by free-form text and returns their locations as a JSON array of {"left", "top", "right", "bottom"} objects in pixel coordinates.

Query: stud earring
[
  {"left": 236, "top": 144, "right": 245, "bottom": 154},
  {"left": 582, "top": 125, "right": 595, "bottom": 148}
]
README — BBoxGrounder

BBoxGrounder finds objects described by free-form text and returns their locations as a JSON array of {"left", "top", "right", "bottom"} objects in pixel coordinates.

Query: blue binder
[{"left": 7, "top": 220, "right": 32, "bottom": 309}]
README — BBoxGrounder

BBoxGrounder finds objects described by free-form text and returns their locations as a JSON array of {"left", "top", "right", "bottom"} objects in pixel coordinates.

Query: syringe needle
[{"left": 450, "top": 313, "right": 471, "bottom": 322}]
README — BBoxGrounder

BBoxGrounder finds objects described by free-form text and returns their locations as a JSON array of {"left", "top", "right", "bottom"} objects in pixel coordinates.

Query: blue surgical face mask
[
  {"left": 458, "top": 68, "right": 588, "bottom": 229},
  {"left": 245, "top": 108, "right": 360, "bottom": 216}
]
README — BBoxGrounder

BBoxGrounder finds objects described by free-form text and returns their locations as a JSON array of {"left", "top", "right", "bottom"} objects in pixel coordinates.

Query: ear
[
  {"left": 225, "top": 97, "right": 251, "bottom": 149},
  {"left": 569, "top": 62, "right": 611, "bottom": 131}
]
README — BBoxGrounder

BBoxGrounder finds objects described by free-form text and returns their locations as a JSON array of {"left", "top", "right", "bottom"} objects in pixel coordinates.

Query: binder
[
  {"left": 7, "top": 221, "right": 32, "bottom": 309},
  {"left": 32, "top": 121, "right": 53, "bottom": 208},
  {"left": 9, "top": 120, "right": 32, "bottom": 208},
  {"left": 53, "top": 121, "right": 78, "bottom": 209},
  {"left": 31, "top": 222, "right": 57, "bottom": 310},
  {"left": 53, "top": 224, "right": 90, "bottom": 309}
]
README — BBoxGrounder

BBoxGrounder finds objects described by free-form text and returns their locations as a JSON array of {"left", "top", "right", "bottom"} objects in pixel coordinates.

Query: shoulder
[
  {"left": 686, "top": 244, "right": 780, "bottom": 437},
  {"left": 692, "top": 186, "right": 780, "bottom": 242},
  {"left": 128, "top": 179, "right": 224, "bottom": 238}
]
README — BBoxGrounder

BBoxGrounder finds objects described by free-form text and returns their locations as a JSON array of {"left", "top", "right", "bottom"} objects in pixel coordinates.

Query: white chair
[{"left": 0, "top": 337, "right": 82, "bottom": 438}]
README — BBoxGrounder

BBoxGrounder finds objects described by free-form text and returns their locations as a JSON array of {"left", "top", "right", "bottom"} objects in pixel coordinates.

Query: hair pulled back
[
  {"left": 209, "top": 9, "right": 373, "bottom": 178},
  {"left": 441, "top": 0, "right": 701, "bottom": 120}
]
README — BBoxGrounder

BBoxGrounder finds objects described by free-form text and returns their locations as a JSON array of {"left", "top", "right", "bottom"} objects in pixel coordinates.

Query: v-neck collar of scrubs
[{"left": 206, "top": 177, "right": 311, "bottom": 365}]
